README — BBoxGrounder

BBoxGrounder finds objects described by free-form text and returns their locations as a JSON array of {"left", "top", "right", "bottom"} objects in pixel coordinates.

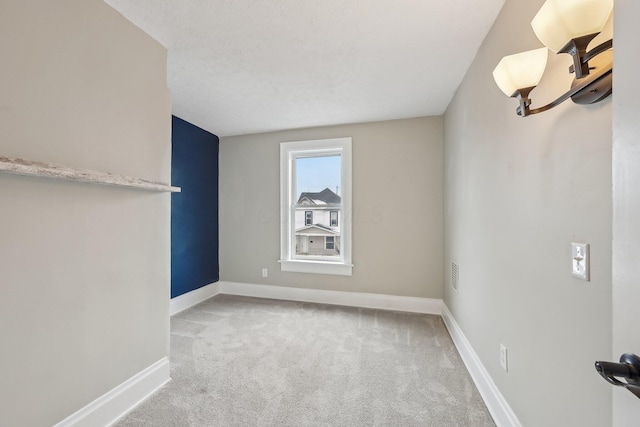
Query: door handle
[{"left": 595, "top": 353, "right": 640, "bottom": 399}]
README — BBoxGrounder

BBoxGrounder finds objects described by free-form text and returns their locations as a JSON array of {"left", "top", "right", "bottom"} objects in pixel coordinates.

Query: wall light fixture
[{"left": 493, "top": 0, "right": 613, "bottom": 117}]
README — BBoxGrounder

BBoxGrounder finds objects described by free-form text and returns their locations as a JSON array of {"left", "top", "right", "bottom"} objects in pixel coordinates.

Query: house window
[
  {"left": 280, "top": 137, "right": 352, "bottom": 276},
  {"left": 325, "top": 236, "right": 335, "bottom": 250},
  {"left": 330, "top": 210, "right": 338, "bottom": 227}
]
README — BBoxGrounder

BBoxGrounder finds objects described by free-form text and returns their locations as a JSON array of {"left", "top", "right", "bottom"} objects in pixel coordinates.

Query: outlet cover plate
[{"left": 500, "top": 344, "right": 508, "bottom": 372}]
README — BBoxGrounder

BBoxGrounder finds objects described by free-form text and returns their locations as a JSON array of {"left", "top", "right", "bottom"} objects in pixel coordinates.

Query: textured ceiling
[{"left": 105, "top": 0, "right": 504, "bottom": 137}]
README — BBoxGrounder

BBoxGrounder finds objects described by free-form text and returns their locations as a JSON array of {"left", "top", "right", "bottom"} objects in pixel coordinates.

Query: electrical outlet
[
  {"left": 261, "top": 268, "right": 268, "bottom": 278},
  {"left": 500, "top": 344, "right": 508, "bottom": 372}
]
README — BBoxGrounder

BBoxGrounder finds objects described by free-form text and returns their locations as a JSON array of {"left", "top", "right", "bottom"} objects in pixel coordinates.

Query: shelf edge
[{"left": 0, "top": 156, "right": 181, "bottom": 193}]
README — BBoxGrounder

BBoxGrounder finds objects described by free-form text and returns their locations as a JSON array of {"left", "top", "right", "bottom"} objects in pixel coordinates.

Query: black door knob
[{"left": 595, "top": 353, "right": 640, "bottom": 399}]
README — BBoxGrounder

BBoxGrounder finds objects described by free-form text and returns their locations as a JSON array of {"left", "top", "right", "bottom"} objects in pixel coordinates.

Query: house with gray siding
[{"left": 295, "top": 188, "right": 341, "bottom": 256}]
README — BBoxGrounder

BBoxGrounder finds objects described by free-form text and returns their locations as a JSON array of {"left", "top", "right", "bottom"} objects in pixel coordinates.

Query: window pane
[
  {"left": 296, "top": 155, "right": 341, "bottom": 200},
  {"left": 294, "top": 155, "right": 341, "bottom": 257},
  {"left": 326, "top": 236, "right": 335, "bottom": 250}
]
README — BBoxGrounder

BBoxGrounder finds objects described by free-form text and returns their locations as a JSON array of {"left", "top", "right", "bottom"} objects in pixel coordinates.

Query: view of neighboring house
[{"left": 295, "top": 188, "right": 341, "bottom": 257}]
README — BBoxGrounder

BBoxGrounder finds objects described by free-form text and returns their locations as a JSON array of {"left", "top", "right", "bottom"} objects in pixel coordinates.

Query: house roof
[
  {"left": 297, "top": 188, "right": 341, "bottom": 205},
  {"left": 295, "top": 224, "right": 340, "bottom": 236}
]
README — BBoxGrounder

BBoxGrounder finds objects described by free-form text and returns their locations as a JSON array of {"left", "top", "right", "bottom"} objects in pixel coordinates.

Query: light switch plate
[{"left": 571, "top": 242, "right": 589, "bottom": 281}]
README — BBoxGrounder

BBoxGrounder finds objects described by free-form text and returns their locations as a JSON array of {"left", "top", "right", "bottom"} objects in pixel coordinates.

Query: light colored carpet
[{"left": 115, "top": 295, "right": 494, "bottom": 426}]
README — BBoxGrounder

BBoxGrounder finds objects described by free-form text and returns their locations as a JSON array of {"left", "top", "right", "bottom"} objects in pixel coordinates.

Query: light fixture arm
[
  {"left": 571, "top": 38, "right": 613, "bottom": 74},
  {"left": 559, "top": 33, "right": 599, "bottom": 78},
  {"left": 514, "top": 60, "right": 612, "bottom": 117}
]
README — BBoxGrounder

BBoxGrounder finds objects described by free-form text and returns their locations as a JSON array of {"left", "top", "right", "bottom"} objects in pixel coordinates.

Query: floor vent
[{"left": 451, "top": 261, "right": 459, "bottom": 292}]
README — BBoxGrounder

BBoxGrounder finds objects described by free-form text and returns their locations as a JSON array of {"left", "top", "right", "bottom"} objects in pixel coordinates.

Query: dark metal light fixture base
[{"left": 571, "top": 50, "right": 613, "bottom": 105}]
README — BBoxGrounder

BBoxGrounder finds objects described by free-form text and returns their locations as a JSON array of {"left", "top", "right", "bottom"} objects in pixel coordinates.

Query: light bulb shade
[
  {"left": 531, "top": 0, "right": 613, "bottom": 53},
  {"left": 493, "top": 48, "right": 549, "bottom": 97}
]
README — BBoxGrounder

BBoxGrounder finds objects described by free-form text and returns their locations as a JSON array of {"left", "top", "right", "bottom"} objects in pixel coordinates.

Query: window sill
[{"left": 279, "top": 259, "right": 353, "bottom": 276}]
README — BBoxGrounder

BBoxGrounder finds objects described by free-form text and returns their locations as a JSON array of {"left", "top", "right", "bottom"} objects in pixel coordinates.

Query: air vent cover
[{"left": 451, "top": 261, "right": 459, "bottom": 292}]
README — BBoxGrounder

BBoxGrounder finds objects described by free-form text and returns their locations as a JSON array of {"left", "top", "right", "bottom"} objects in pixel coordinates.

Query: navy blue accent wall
[{"left": 171, "top": 115, "right": 219, "bottom": 298}]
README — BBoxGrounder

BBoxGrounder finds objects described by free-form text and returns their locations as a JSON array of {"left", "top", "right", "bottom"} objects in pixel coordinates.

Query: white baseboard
[
  {"left": 441, "top": 305, "right": 521, "bottom": 427},
  {"left": 170, "top": 282, "right": 221, "bottom": 316},
  {"left": 53, "top": 357, "right": 170, "bottom": 427},
  {"left": 218, "top": 281, "right": 442, "bottom": 315},
  {"left": 169, "top": 280, "right": 441, "bottom": 315}
]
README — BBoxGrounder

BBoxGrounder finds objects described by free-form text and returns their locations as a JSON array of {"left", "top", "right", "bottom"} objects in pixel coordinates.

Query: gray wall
[
  {"left": 612, "top": 0, "right": 640, "bottom": 424},
  {"left": 443, "top": 1, "right": 612, "bottom": 426},
  {"left": 0, "top": 1, "right": 171, "bottom": 426},
  {"left": 220, "top": 117, "right": 443, "bottom": 298}
]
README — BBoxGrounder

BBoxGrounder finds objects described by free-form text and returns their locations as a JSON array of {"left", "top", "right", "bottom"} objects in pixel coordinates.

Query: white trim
[
  {"left": 279, "top": 259, "right": 353, "bottom": 276},
  {"left": 53, "top": 358, "right": 170, "bottom": 427},
  {"left": 442, "top": 305, "right": 522, "bottom": 427},
  {"left": 218, "top": 281, "right": 442, "bottom": 314},
  {"left": 170, "top": 282, "right": 221, "bottom": 316}
]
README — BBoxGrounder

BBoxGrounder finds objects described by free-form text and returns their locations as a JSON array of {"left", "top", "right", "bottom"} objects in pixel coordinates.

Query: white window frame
[{"left": 280, "top": 137, "right": 353, "bottom": 276}]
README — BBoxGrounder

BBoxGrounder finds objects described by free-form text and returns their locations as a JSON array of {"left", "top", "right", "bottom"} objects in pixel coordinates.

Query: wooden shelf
[{"left": 0, "top": 156, "right": 181, "bottom": 193}]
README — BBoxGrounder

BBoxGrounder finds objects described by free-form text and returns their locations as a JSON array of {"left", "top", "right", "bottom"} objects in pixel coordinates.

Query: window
[
  {"left": 330, "top": 210, "right": 338, "bottom": 227},
  {"left": 280, "top": 137, "right": 352, "bottom": 276},
  {"left": 325, "top": 236, "right": 335, "bottom": 250}
]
